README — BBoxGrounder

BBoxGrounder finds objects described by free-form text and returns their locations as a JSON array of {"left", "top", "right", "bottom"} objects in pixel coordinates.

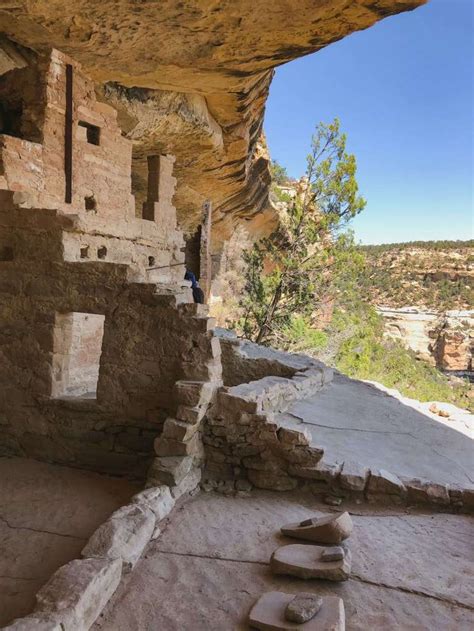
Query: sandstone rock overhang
[{"left": 0, "top": 0, "right": 426, "bottom": 246}]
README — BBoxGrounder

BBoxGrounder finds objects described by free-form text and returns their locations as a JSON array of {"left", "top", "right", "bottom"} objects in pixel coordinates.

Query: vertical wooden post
[
  {"left": 64, "top": 63, "right": 73, "bottom": 204},
  {"left": 199, "top": 200, "right": 212, "bottom": 301}
]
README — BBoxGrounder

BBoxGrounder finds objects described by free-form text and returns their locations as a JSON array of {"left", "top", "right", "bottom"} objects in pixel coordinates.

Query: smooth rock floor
[
  {"left": 0, "top": 457, "right": 139, "bottom": 626},
  {"left": 94, "top": 490, "right": 474, "bottom": 630},
  {"left": 277, "top": 373, "right": 473, "bottom": 487}
]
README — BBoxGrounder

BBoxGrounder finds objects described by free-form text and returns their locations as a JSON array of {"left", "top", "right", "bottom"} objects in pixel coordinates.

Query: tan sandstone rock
[
  {"left": 81, "top": 504, "right": 155, "bottom": 570},
  {"left": 0, "top": 1, "right": 426, "bottom": 248},
  {"left": 281, "top": 512, "right": 353, "bottom": 544},
  {"left": 271, "top": 544, "right": 351, "bottom": 581},
  {"left": 34, "top": 558, "right": 122, "bottom": 631},
  {"left": 249, "top": 592, "right": 345, "bottom": 631}
]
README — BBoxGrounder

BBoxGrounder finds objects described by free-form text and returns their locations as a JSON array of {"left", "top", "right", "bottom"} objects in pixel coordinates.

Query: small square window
[
  {"left": 78, "top": 121, "right": 101, "bottom": 146},
  {"left": 85, "top": 195, "right": 97, "bottom": 211}
]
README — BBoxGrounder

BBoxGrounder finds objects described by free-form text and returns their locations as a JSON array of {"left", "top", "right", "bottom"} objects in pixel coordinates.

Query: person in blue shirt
[{"left": 184, "top": 269, "right": 205, "bottom": 304}]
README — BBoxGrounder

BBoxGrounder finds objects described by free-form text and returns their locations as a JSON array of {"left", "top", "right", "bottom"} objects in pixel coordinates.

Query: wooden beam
[{"left": 64, "top": 63, "right": 73, "bottom": 203}]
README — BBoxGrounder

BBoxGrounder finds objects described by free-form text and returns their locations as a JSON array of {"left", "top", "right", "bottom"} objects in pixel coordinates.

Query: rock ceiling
[{"left": 0, "top": 0, "right": 426, "bottom": 247}]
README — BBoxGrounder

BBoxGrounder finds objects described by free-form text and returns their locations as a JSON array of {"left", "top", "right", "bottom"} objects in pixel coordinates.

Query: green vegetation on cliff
[
  {"left": 226, "top": 121, "right": 472, "bottom": 410},
  {"left": 359, "top": 240, "right": 474, "bottom": 310}
]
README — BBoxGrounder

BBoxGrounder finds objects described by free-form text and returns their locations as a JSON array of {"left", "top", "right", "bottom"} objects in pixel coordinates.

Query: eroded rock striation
[{"left": 0, "top": 0, "right": 426, "bottom": 247}]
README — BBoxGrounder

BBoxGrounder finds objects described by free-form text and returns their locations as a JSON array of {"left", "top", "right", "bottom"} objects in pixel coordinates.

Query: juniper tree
[{"left": 239, "top": 119, "right": 366, "bottom": 345}]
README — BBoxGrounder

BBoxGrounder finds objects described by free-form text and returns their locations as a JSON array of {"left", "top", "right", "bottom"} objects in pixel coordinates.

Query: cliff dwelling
[{"left": 0, "top": 1, "right": 472, "bottom": 630}]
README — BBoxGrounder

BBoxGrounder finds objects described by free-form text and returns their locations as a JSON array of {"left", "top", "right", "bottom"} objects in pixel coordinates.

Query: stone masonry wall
[
  {"left": 0, "top": 248, "right": 221, "bottom": 477},
  {"left": 0, "top": 49, "right": 220, "bottom": 480},
  {"left": 203, "top": 333, "right": 333, "bottom": 490}
]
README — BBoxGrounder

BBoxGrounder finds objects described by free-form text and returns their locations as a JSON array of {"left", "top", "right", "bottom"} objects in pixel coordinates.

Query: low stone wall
[
  {"left": 204, "top": 346, "right": 333, "bottom": 490},
  {"left": 280, "top": 457, "right": 474, "bottom": 514},
  {"left": 2, "top": 466, "right": 203, "bottom": 630},
  {"left": 203, "top": 334, "right": 474, "bottom": 514},
  {"left": 216, "top": 327, "right": 322, "bottom": 386}
]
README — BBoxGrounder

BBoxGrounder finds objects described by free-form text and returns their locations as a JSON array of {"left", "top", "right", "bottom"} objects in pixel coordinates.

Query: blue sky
[{"left": 264, "top": 0, "right": 473, "bottom": 244}]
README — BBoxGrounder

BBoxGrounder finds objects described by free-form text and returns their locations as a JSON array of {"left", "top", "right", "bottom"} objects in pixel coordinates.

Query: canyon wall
[{"left": 379, "top": 307, "right": 474, "bottom": 372}]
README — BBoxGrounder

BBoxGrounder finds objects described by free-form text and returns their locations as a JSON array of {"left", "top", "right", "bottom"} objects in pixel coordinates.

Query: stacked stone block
[
  {"left": 149, "top": 305, "right": 223, "bottom": 495},
  {"left": 204, "top": 367, "right": 330, "bottom": 491}
]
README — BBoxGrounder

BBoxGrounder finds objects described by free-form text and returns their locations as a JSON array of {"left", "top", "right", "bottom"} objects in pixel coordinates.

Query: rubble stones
[
  {"left": 34, "top": 558, "right": 122, "bottom": 631},
  {"left": 289, "top": 461, "right": 341, "bottom": 482},
  {"left": 235, "top": 479, "right": 253, "bottom": 492},
  {"left": 285, "top": 593, "right": 323, "bottom": 623},
  {"left": 404, "top": 478, "right": 450, "bottom": 506},
  {"left": 323, "top": 495, "right": 343, "bottom": 506},
  {"left": 339, "top": 460, "right": 369, "bottom": 492},
  {"left": 448, "top": 485, "right": 474, "bottom": 512},
  {"left": 367, "top": 469, "right": 406, "bottom": 498},
  {"left": 175, "top": 405, "right": 206, "bottom": 424},
  {"left": 170, "top": 467, "right": 202, "bottom": 499},
  {"left": 174, "top": 380, "right": 214, "bottom": 408},
  {"left": 154, "top": 433, "right": 202, "bottom": 457},
  {"left": 162, "top": 417, "right": 200, "bottom": 441},
  {"left": 277, "top": 426, "right": 311, "bottom": 446},
  {"left": 131, "top": 485, "right": 175, "bottom": 521},
  {"left": 248, "top": 470, "right": 298, "bottom": 491},
  {"left": 81, "top": 504, "right": 155, "bottom": 570},
  {"left": 204, "top": 345, "right": 330, "bottom": 492}
]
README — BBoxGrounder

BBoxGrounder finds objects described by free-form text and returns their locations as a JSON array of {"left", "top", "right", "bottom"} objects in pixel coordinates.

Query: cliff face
[
  {"left": 364, "top": 242, "right": 474, "bottom": 372},
  {"left": 362, "top": 242, "right": 474, "bottom": 311},
  {"left": 379, "top": 308, "right": 474, "bottom": 372},
  {"left": 0, "top": 0, "right": 425, "bottom": 247}
]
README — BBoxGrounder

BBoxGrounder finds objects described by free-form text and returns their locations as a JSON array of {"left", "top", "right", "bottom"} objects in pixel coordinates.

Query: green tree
[
  {"left": 239, "top": 119, "right": 366, "bottom": 344},
  {"left": 269, "top": 159, "right": 290, "bottom": 185}
]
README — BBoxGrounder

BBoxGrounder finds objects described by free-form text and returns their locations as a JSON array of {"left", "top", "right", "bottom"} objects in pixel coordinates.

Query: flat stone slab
[
  {"left": 279, "top": 373, "right": 473, "bottom": 488},
  {"left": 94, "top": 492, "right": 473, "bottom": 630},
  {"left": 271, "top": 544, "right": 351, "bottom": 581},
  {"left": 281, "top": 512, "right": 353, "bottom": 544},
  {"left": 249, "top": 592, "right": 344, "bottom": 630}
]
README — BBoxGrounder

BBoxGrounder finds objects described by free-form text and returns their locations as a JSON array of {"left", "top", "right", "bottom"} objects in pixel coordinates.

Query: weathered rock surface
[
  {"left": 367, "top": 469, "right": 406, "bottom": 499},
  {"left": 2, "top": 617, "right": 62, "bottom": 631},
  {"left": 147, "top": 455, "right": 194, "bottom": 487},
  {"left": 170, "top": 467, "right": 202, "bottom": 500},
  {"left": 131, "top": 486, "right": 176, "bottom": 522},
  {"left": 339, "top": 460, "right": 369, "bottom": 492},
  {"left": 81, "top": 504, "right": 155, "bottom": 570},
  {"left": 34, "top": 558, "right": 122, "bottom": 631},
  {"left": 285, "top": 593, "right": 322, "bottom": 623},
  {"left": 0, "top": 1, "right": 426, "bottom": 247},
  {"left": 379, "top": 307, "right": 473, "bottom": 371}
]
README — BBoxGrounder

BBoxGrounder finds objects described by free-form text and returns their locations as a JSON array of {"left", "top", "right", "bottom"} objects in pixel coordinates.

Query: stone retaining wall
[{"left": 204, "top": 336, "right": 334, "bottom": 489}]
